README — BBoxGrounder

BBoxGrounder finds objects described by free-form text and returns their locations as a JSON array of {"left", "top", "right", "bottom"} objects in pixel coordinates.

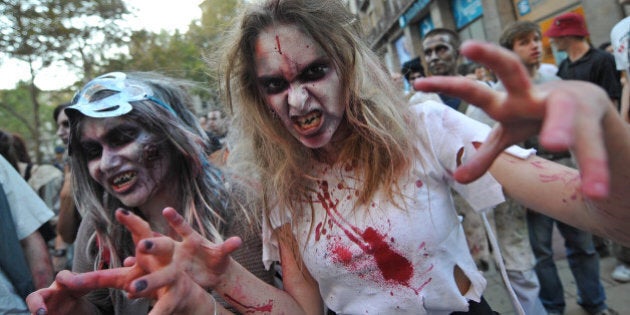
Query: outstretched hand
[
  {"left": 25, "top": 210, "right": 149, "bottom": 314},
  {"left": 25, "top": 270, "right": 109, "bottom": 314},
  {"left": 118, "top": 207, "right": 242, "bottom": 298},
  {"left": 414, "top": 40, "right": 613, "bottom": 199}
]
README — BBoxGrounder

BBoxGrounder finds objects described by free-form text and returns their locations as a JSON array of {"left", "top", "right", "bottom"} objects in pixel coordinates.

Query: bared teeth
[
  {"left": 295, "top": 111, "right": 322, "bottom": 129},
  {"left": 113, "top": 171, "right": 135, "bottom": 187}
]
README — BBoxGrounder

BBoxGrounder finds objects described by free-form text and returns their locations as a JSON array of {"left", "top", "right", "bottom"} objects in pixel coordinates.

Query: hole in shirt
[{"left": 454, "top": 264, "right": 471, "bottom": 295}]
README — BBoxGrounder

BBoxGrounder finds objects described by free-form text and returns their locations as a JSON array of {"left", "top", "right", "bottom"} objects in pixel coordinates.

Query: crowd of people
[{"left": 0, "top": 0, "right": 629, "bottom": 314}]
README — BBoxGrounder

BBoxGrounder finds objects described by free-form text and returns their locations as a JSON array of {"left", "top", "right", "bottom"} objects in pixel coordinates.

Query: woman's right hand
[
  {"left": 117, "top": 207, "right": 243, "bottom": 296},
  {"left": 26, "top": 270, "right": 103, "bottom": 315}
]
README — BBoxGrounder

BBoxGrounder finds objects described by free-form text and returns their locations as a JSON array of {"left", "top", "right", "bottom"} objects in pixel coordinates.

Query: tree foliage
[
  {"left": 0, "top": 0, "right": 244, "bottom": 161},
  {"left": 102, "top": 0, "right": 242, "bottom": 112},
  {"left": 0, "top": 0, "right": 130, "bottom": 162},
  {"left": 1, "top": 0, "right": 131, "bottom": 82}
]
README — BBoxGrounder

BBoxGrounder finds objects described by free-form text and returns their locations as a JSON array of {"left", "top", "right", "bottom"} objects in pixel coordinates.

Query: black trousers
[{"left": 451, "top": 297, "right": 499, "bottom": 315}]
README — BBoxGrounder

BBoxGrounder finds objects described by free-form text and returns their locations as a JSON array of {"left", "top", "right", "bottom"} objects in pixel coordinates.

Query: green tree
[
  {"left": 190, "top": 0, "right": 242, "bottom": 109},
  {"left": 101, "top": 0, "right": 243, "bottom": 114},
  {"left": 0, "top": 0, "right": 130, "bottom": 162}
]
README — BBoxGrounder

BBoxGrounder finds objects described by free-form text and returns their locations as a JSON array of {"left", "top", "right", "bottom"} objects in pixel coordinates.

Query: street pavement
[{"left": 484, "top": 227, "right": 630, "bottom": 315}]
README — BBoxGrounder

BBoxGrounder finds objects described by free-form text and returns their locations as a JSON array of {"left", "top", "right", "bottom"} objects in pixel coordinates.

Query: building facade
[{"left": 347, "top": 0, "right": 627, "bottom": 76}]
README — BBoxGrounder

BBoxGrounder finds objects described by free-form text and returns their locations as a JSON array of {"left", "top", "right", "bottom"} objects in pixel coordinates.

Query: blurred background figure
[
  {"left": 203, "top": 106, "right": 229, "bottom": 154},
  {"left": 52, "top": 146, "right": 65, "bottom": 171},
  {"left": 0, "top": 154, "right": 54, "bottom": 314},
  {"left": 0, "top": 130, "right": 62, "bottom": 245},
  {"left": 401, "top": 56, "right": 441, "bottom": 105},
  {"left": 51, "top": 103, "right": 81, "bottom": 274},
  {"left": 390, "top": 71, "right": 406, "bottom": 93}
]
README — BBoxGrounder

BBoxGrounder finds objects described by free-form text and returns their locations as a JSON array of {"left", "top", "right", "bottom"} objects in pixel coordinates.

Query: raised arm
[
  {"left": 415, "top": 40, "right": 630, "bottom": 246},
  {"left": 56, "top": 165, "right": 80, "bottom": 244},
  {"left": 21, "top": 230, "right": 54, "bottom": 289}
]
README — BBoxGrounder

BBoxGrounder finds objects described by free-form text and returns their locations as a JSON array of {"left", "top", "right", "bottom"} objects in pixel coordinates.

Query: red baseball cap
[{"left": 544, "top": 12, "right": 590, "bottom": 38}]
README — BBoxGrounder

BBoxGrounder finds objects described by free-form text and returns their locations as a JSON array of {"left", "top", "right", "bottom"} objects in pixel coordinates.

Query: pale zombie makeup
[
  {"left": 423, "top": 34, "right": 458, "bottom": 76},
  {"left": 80, "top": 117, "right": 171, "bottom": 210},
  {"left": 254, "top": 24, "right": 345, "bottom": 150}
]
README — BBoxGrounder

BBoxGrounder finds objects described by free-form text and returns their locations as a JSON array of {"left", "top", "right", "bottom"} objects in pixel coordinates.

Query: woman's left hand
[{"left": 414, "top": 40, "right": 614, "bottom": 199}]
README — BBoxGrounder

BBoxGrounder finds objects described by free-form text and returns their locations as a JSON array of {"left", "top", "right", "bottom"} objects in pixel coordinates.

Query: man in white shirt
[{"left": 0, "top": 155, "right": 54, "bottom": 314}]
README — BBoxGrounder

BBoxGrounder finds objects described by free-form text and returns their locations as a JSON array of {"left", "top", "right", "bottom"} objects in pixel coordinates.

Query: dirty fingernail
[
  {"left": 135, "top": 280, "right": 148, "bottom": 292},
  {"left": 144, "top": 240, "right": 153, "bottom": 250}
]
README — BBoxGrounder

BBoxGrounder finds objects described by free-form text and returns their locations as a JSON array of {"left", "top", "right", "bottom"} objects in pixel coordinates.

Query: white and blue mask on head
[{"left": 66, "top": 72, "right": 176, "bottom": 118}]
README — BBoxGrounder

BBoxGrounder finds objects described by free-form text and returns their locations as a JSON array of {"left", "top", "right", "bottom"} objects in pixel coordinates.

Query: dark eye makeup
[
  {"left": 80, "top": 123, "right": 141, "bottom": 160},
  {"left": 259, "top": 59, "right": 331, "bottom": 95}
]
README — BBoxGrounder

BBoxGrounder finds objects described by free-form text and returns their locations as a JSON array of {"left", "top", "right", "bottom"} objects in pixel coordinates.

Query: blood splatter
[
  {"left": 223, "top": 294, "right": 273, "bottom": 313},
  {"left": 539, "top": 172, "right": 580, "bottom": 185},
  {"left": 415, "top": 180, "right": 423, "bottom": 188},
  {"left": 316, "top": 181, "right": 417, "bottom": 287},
  {"left": 331, "top": 243, "right": 353, "bottom": 264},
  {"left": 531, "top": 160, "right": 546, "bottom": 169},
  {"left": 275, "top": 35, "right": 282, "bottom": 55},
  {"left": 315, "top": 222, "right": 323, "bottom": 241},
  {"left": 362, "top": 227, "right": 413, "bottom": 283}
]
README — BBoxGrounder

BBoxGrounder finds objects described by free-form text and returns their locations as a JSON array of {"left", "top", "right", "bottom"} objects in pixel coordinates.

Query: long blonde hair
[{"left": 220, "top": 0, "right": 415, "bottom": 228}]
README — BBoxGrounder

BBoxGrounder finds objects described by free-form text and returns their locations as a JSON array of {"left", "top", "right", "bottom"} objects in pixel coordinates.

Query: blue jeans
[{"left": 527, "top": 210, "right": 607, "bottom": 314}]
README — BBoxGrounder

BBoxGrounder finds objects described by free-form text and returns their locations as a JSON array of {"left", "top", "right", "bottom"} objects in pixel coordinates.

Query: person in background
[
  {"left": 401, "top": 57, "right": 426, "bottom": 84},
  {"left": 205, "top": 106, "right": 230, "bottom": 153},
  {"left": 7, "top": 132, "right": 63, "bottom": 218},
  {"left": 436, "top": 22, "right": 548, "bottom": 315},
  {"left": 52, "top": 145, "right": 65, "bottom": 171},
  {"left": 422, "top": 28, "right": 470, "bottom": 113},
  {"left": 52, "top": 103, "right": 80, "bottom": 273},
  {"left": 390, "top": 71, "right": 406, "bottom": 93},
  {"left": 611, "top": 13, "right": 630, "bottom": 124},
  {"left": 41, "top": 1, "right": 630, "bottom": 314},
  {"left": 608, "top": 13, "right": 630, "bottom": 284},
  {"left": 0, "top": 131, "right": 63, "bottom": 254},
  {"left": 0, "top": 154, "right": 54, "bottom": 314},
  {"left": 598, "top": 41, "right": 614, "bottom": 54},
  {"left": 539, "top": 13, "right": 621, "bottom": 315},
  {"left": 401, "top": 57, "right": 442, "bottom": 105},
  {"left": 489, "top": 20, "right": 558, "bottom": 315},
  {"left": 460, "top": 62, "right": 496, "bottom": 87},
  {"left": 545, "top": 12, "right": 621, "bottom": 110}
]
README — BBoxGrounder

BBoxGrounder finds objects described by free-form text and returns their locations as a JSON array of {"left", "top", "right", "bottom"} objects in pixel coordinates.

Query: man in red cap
[
  {"left": 544, "top": 12, "right": 621, "bottom": 108},
  {"left": 536, "top": 12, "right": 621, "bottom": 315}
]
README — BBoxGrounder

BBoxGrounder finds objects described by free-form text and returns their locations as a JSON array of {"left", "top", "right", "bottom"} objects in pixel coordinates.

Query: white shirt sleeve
[
  {"left": 611, "top": 16, "right": 630, "bottom": 71},
  {"left": 0, "top": 156, "right": 53, "bottom": 240},
  {"left": 412, "top": 101, "right": 533, "bottom": 210}
]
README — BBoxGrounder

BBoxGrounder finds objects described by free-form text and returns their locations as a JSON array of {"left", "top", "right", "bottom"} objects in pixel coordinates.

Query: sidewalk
[{"left": 484, "top": 255, "right": 630, "bottom": 314}]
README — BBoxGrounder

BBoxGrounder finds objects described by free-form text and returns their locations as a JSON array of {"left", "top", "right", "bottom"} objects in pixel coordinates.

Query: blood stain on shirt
[
  {"left": 316, "top": 180, "right": 420, "bottom": 289},
  {"left": 415, "top": 180, "right": 423, "bottom": 188}
]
